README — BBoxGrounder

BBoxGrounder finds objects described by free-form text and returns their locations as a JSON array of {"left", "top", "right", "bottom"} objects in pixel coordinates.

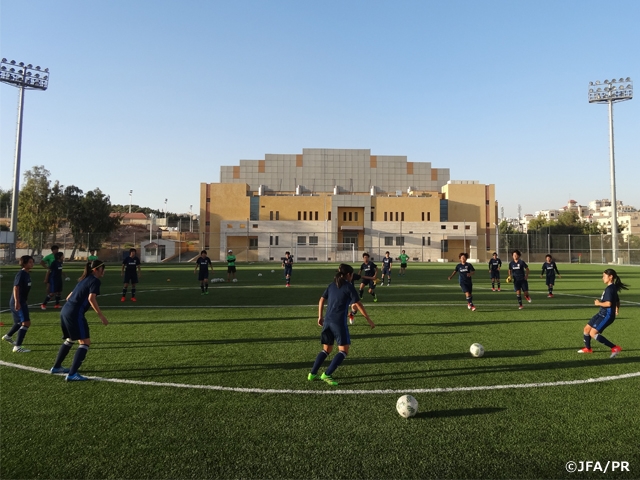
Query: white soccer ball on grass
[
  {"left": 470, "top": 343, "right": 485, "bottom": 357},
  {"left": 258, "top": 273, "right": 262, "bottom": 277},
  {"left": 396, "top": 394, "right": 419, "bottom": 418},
  {"left": 65, "top": 277, "right": 70, "bottom": 281},
  {"left": 232, "top": 278, "right": 238, "bottom": 283}
]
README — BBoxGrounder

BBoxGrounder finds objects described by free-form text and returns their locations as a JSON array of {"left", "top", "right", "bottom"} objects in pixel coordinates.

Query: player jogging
[
  {"left": 447, "top": 252, "right": 476, "bottom": 311},
  {"left": 308, "top": 263, "right": 375, "bottom": 386},
  {"left": 540, "top": 254, "right": 561, "bottom": 297},
  {"left": 381, "top": 251, "right": 392, "bottom": 286},
  {"left": 282, "top": 251, "right": 293, "bottom": 287},
  {"left": 194, "top": 250, "right": 213, "bottom": 295},
  {"left": 2, "top": 255, "right": 35, "bottom": 353},
  {"left": 398, "top": 250, "right": 409, "bottom": 276},
  {"left": 577, "top": 268, "right": 627, "bottom": 358},
  {"left": 358, "top": 253, "right": 378, "bottom": 302},
  {"left": 121, "top": 248, "right": 141, "bottom": 302},
  {"left": 50, "top": 259, "right": 109, "bottom": 381},
  {"left": 42, "top": 251, "right": 64, "bottom": 309},
  {"left": 508, "top": 249, "right": 531, "bottom": 309},
  {"left": 488, "top": 252, "right": 502, "bottom": 291}
]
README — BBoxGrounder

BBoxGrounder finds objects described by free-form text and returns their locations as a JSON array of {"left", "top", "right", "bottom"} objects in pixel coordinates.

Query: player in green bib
[
  {"left": 88, "top": 250, "right": 99, "bottom": 262},
  {"left": 398, "top": 250, "right": 409, "bottom": 276},
  {"left": 40, "top": 245, "right": 60, "bottom": 269},
  {"left": 226, "top": 249, "right": 237, "bottom": 282}
]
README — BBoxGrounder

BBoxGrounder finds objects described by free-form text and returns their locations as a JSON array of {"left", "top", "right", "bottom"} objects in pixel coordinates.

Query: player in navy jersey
[
  {"left": 42, "top": 251, "right": 64, "bottom": 310},
  {"left": 380, "top": 251, "right": 393, "bottom": 286},
  {"left": 508, "top": 250, "right": 531, "bottom": 309},
  {"left": 194, "top": 250, "right": 213, "bottom": 295},
  {"left": 307, "top": 263, "right": 375, "bottom": 386},
  {"left": 488, "top": 252, "right": 502, "bottom": 291},
  {"left": 50, "top": 259, "right": 109, "bottom": 381},
  {"left": 121, "top": 248, "right": 141, "bottom": 302},
  {"left": 357, "top": 253, "right": 378, "bottom": 302},
  {"left": 577, "top": 269, "right": 628, "bottom": 358},
  {"left": 447, "top": 253, "right": 477, "bottom": 311},
  {"left": 540, "top": 254, "right": 561, "bottom": 297},
  {"left": 2, "top": 256, "right": 35, "bottom": 352},
  {"left": 282, "top": 251, "right": 294, "bottom": 287}
]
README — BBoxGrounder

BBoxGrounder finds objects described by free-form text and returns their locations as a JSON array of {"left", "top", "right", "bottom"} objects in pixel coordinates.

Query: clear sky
[{"left": 1, "top": 0, "right": 638, "bottom": 218}]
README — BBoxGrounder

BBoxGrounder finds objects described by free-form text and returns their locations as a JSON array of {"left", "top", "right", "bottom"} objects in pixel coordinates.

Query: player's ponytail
[
  {"left": 604, "top": 269, "right": 629, "bottom": 291},
  {"left": 334, "top": 263, "right": 354, "bottom": 288},
  {"left": 79, "top": 259, "right": 105, "bottom": 281}
]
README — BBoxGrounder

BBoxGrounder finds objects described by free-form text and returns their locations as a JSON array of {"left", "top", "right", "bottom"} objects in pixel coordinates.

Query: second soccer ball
[{"left": 470, "top": 343, "right": 485, "bottom": 357}]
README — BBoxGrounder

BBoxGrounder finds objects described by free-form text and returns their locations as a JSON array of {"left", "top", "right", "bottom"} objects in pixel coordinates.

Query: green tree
[{"left": 0, "top": 188, "right": 12, "bottom": 219}]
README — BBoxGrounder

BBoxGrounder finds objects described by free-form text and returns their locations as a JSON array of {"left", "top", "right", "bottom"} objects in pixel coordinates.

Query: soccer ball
[
  {"left": 258, "top": 273, "right": 262, "bottom": 277},
  {"left": 210, "top": 278, "right": 216, "bottom": 283},
  {"left": 167, "top": 278, "right": 171, "bottom": 282},
  {"left": 65, "top": 277, "right": 70, "bottom": 281},
  {"left": 470, "top": 343, "right": 485, "bottom": 357},
  {"left": 271, "top": 269, "right": 275, "bottom": 273},
  {"left": 232, "top": 278, "right": 238, "bottom": 283},
  {"left": 396, "top": 394, "right": 418, "bottom": 418}
]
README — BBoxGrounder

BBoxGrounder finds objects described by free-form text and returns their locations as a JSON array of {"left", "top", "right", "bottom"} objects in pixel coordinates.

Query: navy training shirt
[
  {"left": 360, "top": 261, "right": 377, "bottom": 278},
  {"left": 509, "top": 259, "right": 529, "bottom": 280},
  {"left": 11, "top": 269, "right": 32, "bottom": 305},
  {"left": 122, "top": 256, "right": 141, "bottom": 274},
  {"left": 598, "top": 284, "right": 618, "bottom": 317},
  {"left": 321, "top": 281, "right": 361, "bottom": 324},
  {"left": 50, "top": 260, "right": 64, "bottom": 282},
  {"left": 455, "top": 262, "right": 475, "bottom": 284},
  {"left": 382, "top": 257, "right": 392, "bottom": 270},
  {"left": 196, "top": 256, "right": 212, "bottom": 273},
  {"left": 542, "top": 261, "right": 560, "bottom": 276},
  {"left": 488, "top": 258, "right": 502, "bottom": 271},
  {"left": 66, "top": 275, "right": 102, "bottom": 314}
]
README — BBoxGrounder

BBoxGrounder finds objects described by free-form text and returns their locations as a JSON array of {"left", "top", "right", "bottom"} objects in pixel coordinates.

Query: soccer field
[{"left": 1, "top": 262, "right": 639, "bottom": 479}]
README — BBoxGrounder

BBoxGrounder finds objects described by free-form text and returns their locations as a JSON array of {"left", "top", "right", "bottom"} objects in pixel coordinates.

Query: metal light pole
[
  {"left": 0, "top": 58, "right": 50, "bottom": 259},
  {"left": 129, "top": 190, "right": 133, "bottom": 213},
  {"left": 588, "top": 77, "right": 633, "bottom": 264},
  {"left": 189, "top": 204, "right": 193, "bottom": 232},
  {"left": 164, "top": 198, "right": 168, "bottom": 219}
]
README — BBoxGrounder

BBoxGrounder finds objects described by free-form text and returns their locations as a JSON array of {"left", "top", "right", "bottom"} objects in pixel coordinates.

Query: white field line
[{"left": 1, "top": 360, "right": 638, "bottom": 395}]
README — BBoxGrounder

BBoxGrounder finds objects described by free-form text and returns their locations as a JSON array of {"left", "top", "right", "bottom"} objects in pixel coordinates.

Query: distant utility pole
[
  {"left": 129, "top": 190, "right": 133, "bottom": 213},
  {"left": 0, "top": 58, "right": 50, "bottom": 259},
  {"left": 588, "top": 77, "right": 633, "bottom": 264}
]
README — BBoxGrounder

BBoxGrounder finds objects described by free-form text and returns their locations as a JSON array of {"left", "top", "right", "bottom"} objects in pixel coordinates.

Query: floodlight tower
[
  {"left": 588, "top": 77, "right": 633, "bottom": 264},
  {"left": 0, "top": 58, "right": 50, "bottom": 257}
]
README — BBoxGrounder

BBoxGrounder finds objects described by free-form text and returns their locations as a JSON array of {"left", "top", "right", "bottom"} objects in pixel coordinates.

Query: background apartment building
[{"left": 200, "top": 149, "right": 497, "bottom": 263}]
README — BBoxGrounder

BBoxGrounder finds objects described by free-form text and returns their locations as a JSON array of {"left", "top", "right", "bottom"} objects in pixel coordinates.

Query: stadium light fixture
[
  {"left": 588, "top": 77, "right": 633, "bottom": 264},
  {"left": 0, "top": 58, "right": 50, "bottom": 259}
]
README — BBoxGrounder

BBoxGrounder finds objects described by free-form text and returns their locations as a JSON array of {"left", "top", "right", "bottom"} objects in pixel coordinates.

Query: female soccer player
[
  {"left": 50, "top": 259, "right": 109, "bottom": 381},
  {"left": 447, "top": 253, "right": 476, "bottom": 311},
  {"left": 357, "top": 253, "right": 378, "bottom": 302},
  {"left": 42, "top": 251, "right": 64, "bottom": 309},
  {"left": 398, "top": 250, "right": 409, "bottom": 276},
  {"left": 308, "top": 264, "right": 375, "bottom": 386},
  {"left": 488, "top": 252, "right": 502, "bottom": 291},
  {"left": 578, "top": 269, "right": 628, "bottom": 358},
  {"left": 381, "top": 251, "right": 393, "bottom": 286},
  {"left": 282, "top": 251, "right": 293, "bottom": 287},
  {"left": 2, "top": 255, "right": 35, "bottom": 352},
  {"left": 540, "top": 254, "right": 561, "bottom": 297},
  {"left": 508, "top": 249, "right": 531, "bottom": 309},
  {"left": 194, "top": 250, "right": 213, "bottom": 294}
]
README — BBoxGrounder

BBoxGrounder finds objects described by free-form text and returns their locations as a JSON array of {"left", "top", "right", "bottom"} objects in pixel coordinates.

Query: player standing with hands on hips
[
  {"left": 540, "top": 254, "right": 561, "bottom": 297},
  {"left": 308, "top": 263, "right": 375, "bottom": 386},
  {"left": 50, "top": 259, "right": 109, "bottom": 381},
  {"left": 578, "top": 269, "right": 627, "bottom": 357}
]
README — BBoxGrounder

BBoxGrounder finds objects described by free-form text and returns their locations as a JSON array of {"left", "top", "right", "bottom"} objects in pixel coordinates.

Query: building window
[
  {"left": 389, "top": 212, "right": 393, "bottom": 221},
  {"left": 465, "top": 225, "right": 471, "bottom": 230},
  {"left": 249, "top": 238, "right": 258, "bottom": 250},
  {"left": 428, "top": 212, "right": 431, "bottom": 221},
  {"left": 275, "top": 235, "right": 279, "bottom": 245},
  {"left": 355, "top": 212, "right": 358, "bottom": 221},
  {"left": 270, "top": 211, "right": 274, "bottom": 220},
  {"left": 395, "top": 212, "right": 398, "bottom": 221},
  {"left": 270, "top": 235, "right": 273, "bottom": 246},
  {"left": 441, "top": 239, "right": 448, "bottom": 252},
  {"left": 422, "top": 236, "right": 431, "bottom": 246},
  {"left": 206, "top": 198, "right": 210, "bottom": 202},
  {"left": 371, "top": 212, "right": 374, "bottom": 221},
  {"left": 276, "top": 211, "right": 279, "bottom": 220},
  {"left": 315, "top": 211, "right": 318, "bottom": 220},
  {"left": 328, "top": 211, "right": 331, "bottom": 221},
  {"left": 453, "top": 225, "right": 459, "bottom": 230},
  {"left": 297, "top": 236, "right": 306, "bottom": 245},
  {"left": 205, "top": 221, "right": 210, "bottom": 226},
  {"left": 298, "top": 211, "right": 301, "bottom": 221},
  {"left": 486, "top": 200, "right": 490, "bottom": 205},
  {"left": 309, "top": 236, "right": 318, "bottom": 245},
  {"left": 422, "top": 212, "right": 425, "bottom": 221},
  {"left": 384, "top": 212, "right": 388, "bottom": 221},
  {"left": 349, "top": 212, "right": 352, "bottom": 221},
  {"left": 343, "top": 212, "right": 347, "bottom": 221},
  {"left": 401, "top": 212, "right": 404, "bottom": 221},
  {"left": 441, "top": 225, "right": 446, "bottom": 230},
  {"left": 486, "top": 222, "right": 490, "bottom": 227},
  {"left": 396, "top": 236, "right": 405, "bottom": 246},
  {"left": 384, "top": 236, "right": 393, "bottom": 246},
  {"left": 304, "top": 211, "right": 307, "bottom": 220},
  {"left": 252, "top": 224, "right": 258, "bottom": 228},
  {"left": 309, "top": 211, "right": 312, "bottom": 220}
]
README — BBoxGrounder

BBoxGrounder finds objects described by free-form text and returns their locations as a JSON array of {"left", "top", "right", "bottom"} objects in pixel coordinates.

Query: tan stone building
[{"left": 200, "top": 148, "right": 498, "bottom": 263}]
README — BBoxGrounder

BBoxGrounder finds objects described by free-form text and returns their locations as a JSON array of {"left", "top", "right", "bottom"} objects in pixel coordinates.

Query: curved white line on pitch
[{"left": 1, "top": 361, "right": 638, "bottom": 395}]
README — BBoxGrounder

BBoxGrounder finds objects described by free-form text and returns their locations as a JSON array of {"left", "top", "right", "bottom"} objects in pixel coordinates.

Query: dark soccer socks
[
  {"left": 583, "top": 334, "right": 592, "bottom": 349},
  {"left": 69, "top": 344, "right": 89, "bottom": 376},
  {"left": 311, "top": 350, "right": 329, "bottom": 374},
  {"left": 595, "top": 334, "right": 615, "bottom": 348},
  {"left": 516, "top": 294, "right": 522, "bottom": 306},
  {"left": 53, "top": 340, "right": 74, "bottom": 368},
  {"left": 325, "top": 351, "right": 347, "bottom": 375},
  {"left": 15, "top": 326, "right": 28, "bottom": 346}
]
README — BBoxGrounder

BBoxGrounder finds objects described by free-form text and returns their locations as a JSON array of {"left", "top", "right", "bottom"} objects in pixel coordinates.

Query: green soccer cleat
[
  {"left": 307, "top": 373, "right": 318, "bottom": 381},
  {"left": 321, "top": 373, "right": 338, "bottom": 386},
  {"left": 373, "top": 295, "right": 378, "bottom": 303}
]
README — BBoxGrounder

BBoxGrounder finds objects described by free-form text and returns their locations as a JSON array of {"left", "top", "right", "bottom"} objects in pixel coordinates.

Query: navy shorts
[
  {"left": 382, "top": 268, "right": 390, "bottom": 275},
  {"left": 284, "top": 267, "right": 292, "bottom": 276},
  {"left": 545, "top": 275, "right": 556, "bottom": 286},
  {"left": 60, "top": 306, "right": 91, "bottom": 341},
  {"left": 124, "top": 272, "right": 138, "bottom": 284},
  {"left": 460, "top": 282, "right": 473, "bottom": 294},
  {"left": 588, "top": 311, "right": 615, "bottom": 333},
  {"left": 49, "top": 278, "right": 63, "bottom": 293},
  {"left": 360, "top": 279, "right": 375, "bottom": 289},
  {"left": 513, "top": 279, "right": 529, "bottom": 292},
  {"left": 11, "top": 301, "right": 30, "bottom": 324},
  {"left": 490, "top": 271, "right": 500, "bottom": 280},
  {"left": 321, "top": 320, "right": 351, "bottom": 346},
  {"left": 227, "top": 266, "right": 236, "bottom": 273},
  {"left": 198, "top": 271, "right": 209, "bottom": 281}
]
